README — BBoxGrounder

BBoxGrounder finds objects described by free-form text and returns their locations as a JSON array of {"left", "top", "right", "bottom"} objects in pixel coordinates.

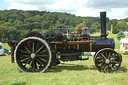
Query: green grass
[
  {"left": 1, "top": 33, "right": 128, "bottom": 85},
  {"left": 0, "top": 55, "right": 128, "bottom": 85}
]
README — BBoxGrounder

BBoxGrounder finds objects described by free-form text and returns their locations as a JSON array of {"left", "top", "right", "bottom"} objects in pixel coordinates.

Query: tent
[
  {"left": 120, "top": 38, "right": 128, "bottom": 54},
  {"left": 0, "top": 42, "right": 4, "bottom": 55}
]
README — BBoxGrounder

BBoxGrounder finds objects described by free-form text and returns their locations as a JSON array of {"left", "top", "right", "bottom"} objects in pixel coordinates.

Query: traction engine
[{"left": 8, "top": 12, "right": 122, "bottom": 73}]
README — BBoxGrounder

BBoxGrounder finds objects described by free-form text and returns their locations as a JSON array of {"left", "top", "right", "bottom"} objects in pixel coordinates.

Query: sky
[{"left": 0, "top": 0, "right": 128, "bottom": 19}]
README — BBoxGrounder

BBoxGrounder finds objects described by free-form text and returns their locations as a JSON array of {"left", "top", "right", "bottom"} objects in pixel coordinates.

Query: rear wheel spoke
[
  {"left": 25, "top": 46, "right": 31, "bottom": 53},
  {"left": 20, "top": 57, "right": 30, "bottom": 62},
  {"left": 39, "top": 50, "right": 47, "bottom": 54},
  {"left": 36, "top": 46, "right": 44, "bottom": 53},
  {"left": 32, "top": 61, "right": 36, "bottom": 70},
  {"left": 27, "top": 42, "right": 31, "bottom": 51},
  {"left": 24, "top": 59, "right": 31, "bottom": 66},
  {"left": 32, "top": 42, "right": 35, "bottom": 52},
  {"left": 36, "top": 59, "right": 43, "bottom": 66},
  {"left": 38, "top": 55, "right": 48, "bottom": 57},
  {"left": 20, "top": 50, "right": 30, "bottom": 54},
  {"left": 36, "top": 62, "right": 39, "bottom": 69},
  {"left": 21, "top": 55, "right": 29, "bottom": 57},
  {"left": 36, "top": 43, "right": 39, "bottom": 51}
]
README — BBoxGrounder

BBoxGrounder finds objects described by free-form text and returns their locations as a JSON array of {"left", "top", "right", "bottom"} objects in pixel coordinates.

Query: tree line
[{"left": 0, "top": 9, "right": 128, "bottom": 42}]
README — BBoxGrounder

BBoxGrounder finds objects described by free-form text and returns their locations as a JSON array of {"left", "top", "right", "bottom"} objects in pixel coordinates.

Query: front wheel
[
  {"left": 94, "top": 48, "right": 121, "bottom": 73},
  {"left": 14, "top": 37, "right": 52, "bottom": 73}
]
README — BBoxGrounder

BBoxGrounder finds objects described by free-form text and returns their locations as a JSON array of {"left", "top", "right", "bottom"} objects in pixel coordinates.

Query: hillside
[
  {"left": 0, "top": 9, "right": 128, "bottom": 43},
  {"left": 0, "top": 9, "right": 107, "bottom": 42}
]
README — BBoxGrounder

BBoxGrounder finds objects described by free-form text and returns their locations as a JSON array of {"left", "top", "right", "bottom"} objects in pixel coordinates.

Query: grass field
[{"left": 0, "top": 33, "right": 128, "bottom": 85}]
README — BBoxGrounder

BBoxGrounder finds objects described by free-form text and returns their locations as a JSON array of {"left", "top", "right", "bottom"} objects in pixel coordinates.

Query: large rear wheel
[{"left": 14, "top": 37, "right": 51, "bottom": 73}]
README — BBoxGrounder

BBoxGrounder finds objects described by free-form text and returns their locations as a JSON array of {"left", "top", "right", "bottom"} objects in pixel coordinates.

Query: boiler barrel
[{"left": 92, "top": 38, "right": 115, "bottom": 52}]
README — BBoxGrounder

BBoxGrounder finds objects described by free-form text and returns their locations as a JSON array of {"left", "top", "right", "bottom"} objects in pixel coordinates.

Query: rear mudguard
[{"left": 8, "top": 41, "right": 18, "bottom": 63}]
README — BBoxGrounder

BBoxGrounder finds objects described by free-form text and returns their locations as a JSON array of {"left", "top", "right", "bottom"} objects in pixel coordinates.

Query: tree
[
  {"left": 55, "top": 24, "right": 67, "bottom": 28},
  {"left": 0, "top": 26, "right": 6, "bottom": 42},
  {"left": 86, "top": 18, "right": 94, "bottom": 28},
  {"left": 24, "top": 17, "right": 35, "bottom": 31},
  {"left": 0, "top": 9, "right": 110, "bottom": 42},
  {"left": 3, "top": 22, "right": 12, "bottom": 26},
  {"left": 113, "top": 21, "right": 128, "bottom": 34},
  {"left": 69, "top": 18, "right": 80, "bottom": 27},
  {"left": 116, "top": 31, "right": 125, "bottom": 40},
  {"left": 13, "top": 19, "right": 24, "bottom": 29},
  {"left": 75, "top": 23, "right": 84, "bottom": 28},
  {"left": 107, "top": 19, "right": 118, "bottom": 34},
  {"left": 41, "top": 21, "right": 50, "bottom": 29},
  {"left": 90, "top": 22, "right": 100, "bottom": 33}
]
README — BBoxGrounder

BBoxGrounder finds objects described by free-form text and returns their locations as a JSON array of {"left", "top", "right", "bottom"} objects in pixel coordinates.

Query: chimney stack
[{"left": 100, "top": 12, "right": 107, "bottom": 39}]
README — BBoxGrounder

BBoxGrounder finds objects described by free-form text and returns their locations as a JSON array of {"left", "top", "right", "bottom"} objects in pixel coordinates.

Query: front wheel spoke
[
  {"left": 96, "top": 56, "right": 103, "bottom": 60},
  {"left": 99, "top": 63, "right": 104, "bottom": 68},
  {"left": 108, "top": 52, "right": 112, "bottom": 59},
  {"left": 97, "top": 60, "right": 104, "bottom": 63},
  {"left": 104, "top": 65, "right": 108, "bottom": 72},
  {"left": 105, "top": 51, "right": 108, "bottom": 58},
  {"left": 101, "top": 53, "right": 107, "bottom": 60},
  {"left": 98, "top": 61, "right": 104, "bottom": 64},
  {"left": 100, "top": 63, "right": 105, "bottom": 71},
  {"left": 111, "top": 61, "right": 119, "bottom": 64},
  {"left": 111, "top": 64, "right": 118, "bottom": 70},
  {"left": 108, "top": 65, "right": 113, "bottom": 71},
  {"left": 112, "top": 57, "right": 118, "bottom": 60},
  {"left": 111, "top": 53, "right": 116, "bottom": 58}
]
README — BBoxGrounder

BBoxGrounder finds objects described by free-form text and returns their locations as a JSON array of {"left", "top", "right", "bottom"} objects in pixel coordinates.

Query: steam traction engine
[{"left": 8, "top": 12, "right": 122, "bottom": 73}]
